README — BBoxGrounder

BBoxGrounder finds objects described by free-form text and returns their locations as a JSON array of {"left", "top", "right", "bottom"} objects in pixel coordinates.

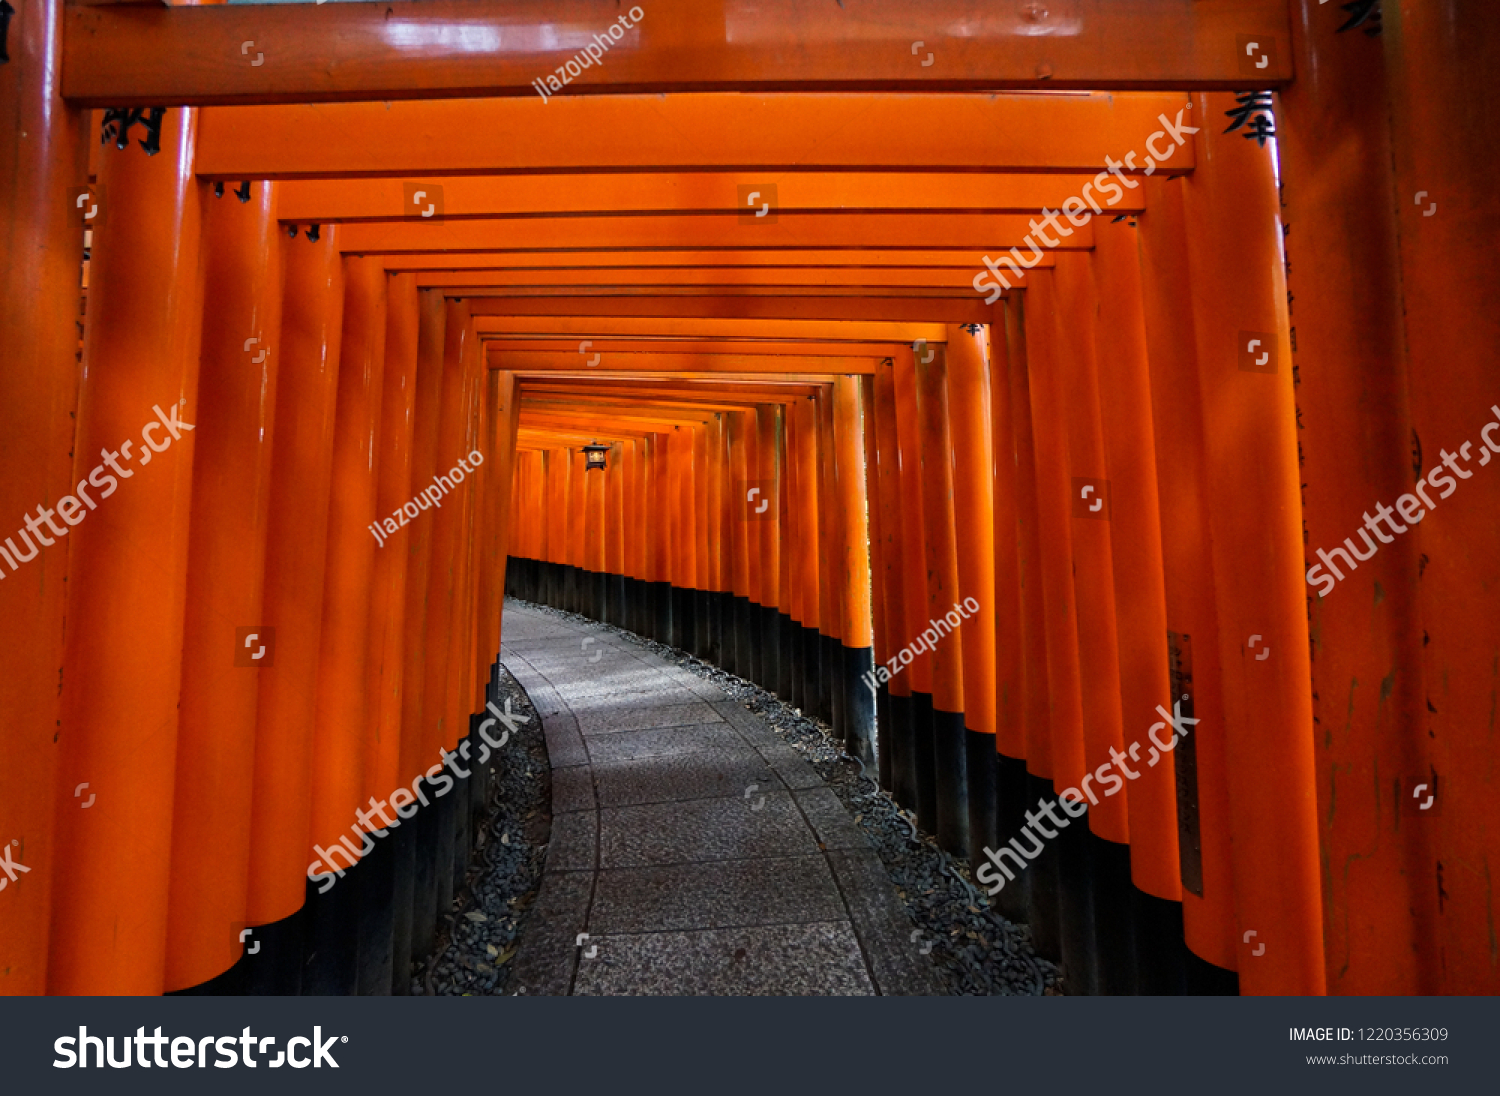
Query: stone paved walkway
[{"left": 501, "top": 602, "right": 944, "bottom": 996}]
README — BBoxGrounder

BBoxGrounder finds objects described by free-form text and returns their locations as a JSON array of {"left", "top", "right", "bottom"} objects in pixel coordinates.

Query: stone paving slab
[
  {"left": 571, "top": 922, "right": 876, "bottom": 997},
  {"left": 584, "top": 722, "right": 747, "bottom": 764},
  {"left": 588, "top": 855, "right": 846, "bottom": 935},
  {"left": 575, "top": 700, "right": 725, "bottom": 736},
  {"left": 590, "top": 747, "right": 776, "bottom": 808},
  {"left": 502, "top": 600, "right": 940, "bottom": 996},
  {"left": 599, "top": 792, "right": 816, "bottom": 868}
]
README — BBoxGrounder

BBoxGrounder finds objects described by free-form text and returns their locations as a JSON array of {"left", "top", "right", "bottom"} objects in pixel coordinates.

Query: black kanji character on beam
[
  {"left": 1, "top": 0, "right": 16, "bottom": 65},
  {"left": 1224, "top": 91, "right": 1276, "bottom": 147},
  {"left": 100, "top": 107, "right": 168, "bottom": 156},
  {"left": 1338, "top": 0, "right": 1382, "bottom": 36}
]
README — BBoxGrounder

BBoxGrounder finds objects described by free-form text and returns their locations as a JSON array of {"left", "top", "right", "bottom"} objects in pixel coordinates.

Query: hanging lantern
[{"left": 583, "top": 442, "right": 610, "bottom": 471}]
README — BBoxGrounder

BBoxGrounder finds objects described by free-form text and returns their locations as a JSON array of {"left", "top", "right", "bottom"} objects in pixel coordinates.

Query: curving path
[{"left": 500, "top": 602, "right": 944, "bottom": 996}]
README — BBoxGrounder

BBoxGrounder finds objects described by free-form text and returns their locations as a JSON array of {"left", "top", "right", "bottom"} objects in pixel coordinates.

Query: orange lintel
[
  {"left": 331, "top": 214, "right": 1094, "bottom": 255},
  {"left": 66, "top": 5, "right": 1288, "bottom": 107},
  {"left": 278, "top": 173, "right": 1145, "bottom": 222},
  {"left": 193, "top": 93, "right": 1198, "bottom": 178}
]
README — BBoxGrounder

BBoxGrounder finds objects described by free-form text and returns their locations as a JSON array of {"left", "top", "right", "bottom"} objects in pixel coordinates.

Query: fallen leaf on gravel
[{"left": 464, "top": 911, "right": 488, "bottom": 923}]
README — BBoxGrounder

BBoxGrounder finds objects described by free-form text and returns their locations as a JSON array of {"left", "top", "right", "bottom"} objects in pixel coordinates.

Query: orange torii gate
[{"left": 2, "top": 0, "right": 1494, "bottom": 1007}]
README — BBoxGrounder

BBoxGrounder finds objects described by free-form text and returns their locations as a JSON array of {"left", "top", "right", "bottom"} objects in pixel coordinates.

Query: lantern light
[{"left": 583, "top": 442, "right": 610, "bottom": 471}]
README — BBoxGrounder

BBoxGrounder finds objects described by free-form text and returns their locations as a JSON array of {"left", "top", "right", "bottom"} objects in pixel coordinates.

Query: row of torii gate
[{"left": 1, "top": 0, "right": 1493, "bottom": 998}]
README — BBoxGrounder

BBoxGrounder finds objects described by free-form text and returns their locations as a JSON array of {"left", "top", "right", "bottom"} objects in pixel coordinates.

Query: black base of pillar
[
  {"left": 301, "top": 864, "right": 360, "bottom": 995},
  {"left": 1023, "top": 772, "right": 1062, "bottom": 963},
  {"left": 390, "top": 805, "right": 416, "bottom": 995},
  {"left": 727, "top": 596, "right": 747, "bottom": 677},
  {"left": 842, "top": 644, "right": 876, "bottom": 766},
  {"left": 1088, "top": 832, "right": 1138, "bottom": 996},
  {"left": 1055, "top": 804, "right": 1097, "bottom": 995},
  {"left": 822, "top": 633, "right": 843, "bottom": 736},
  {"left": 1132, "top": 888, "right": 1189, "bottom": 995},
  {"left": 1184, "top": 948, "right": 1241, "bottom": 995},
  {"left": 433, "top": 781, "right": 457, "bottom": 943},
  {"left": 965, "top": 730, "right": 998, "bottom": 873},
  {"left": 410, "top": 776, "right": 440, "bottom": 964},
  {"left": 694, "top": 589, "right": 712, "bottom": 660},
  {"left": 800, "top": 625, "right": 821, "bottom": 719},
  {"left": 651, "top": 580, "right": 672, "bottom": 643},
  {"left": 745, "top": 602, "right": 764, "bottom": 686},
  {"left": 235, "top": 903, "right": 305, "bottom": 995},
  {"left": 610, "top": 574, "right": 627, "bottom": 627},
  {"left": 875, "top": 683, "right": 893, "bottom": 791},
  {"left": 888, "top": 691, "right": 917, "bottom": 808},
  {"left": 625, "top": 576, "right": 643, "bottom": 635},
  {"left": 778, "top": 613, "right": 797, "bottom": 702},
  {"left": 354, "top": 829, "right": 396, "bottom": 996},
  {"left": 911, "top": 691, "right": 938, "bottom": 835},
  {"left": 759, "top": 604, "right": 779, "bottom": 694},
  {"left": 592, "top": 569, "right": 608, "bottom": 622},
  {"left": 994, "top": 753, "right": 1032, "bottom": 923},
  {"left": 707, "top": 591, "right": 726, "bottom": 665},
  {"left": 932, "top": 707, "right": 969, "bottom": 857},
  {"left": 450, "top": 754, "right": 473, "bottom": 903}
]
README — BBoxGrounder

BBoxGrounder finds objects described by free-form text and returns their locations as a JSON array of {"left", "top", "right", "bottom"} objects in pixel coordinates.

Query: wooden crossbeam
[
  {"left": 194, "top": 93, "right": 1196, "bottom": 178},
  {"left": 65, "top": 0, "right": 1291, "bottom": 106}
]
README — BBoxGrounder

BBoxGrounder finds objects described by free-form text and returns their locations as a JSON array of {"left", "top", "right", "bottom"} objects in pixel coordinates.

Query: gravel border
[
  {"left": 506, "top": 597, "right": 1060, "bottom": 997},
  {"left": 411, "top": 666, "right": 551, "bottom": 996}
]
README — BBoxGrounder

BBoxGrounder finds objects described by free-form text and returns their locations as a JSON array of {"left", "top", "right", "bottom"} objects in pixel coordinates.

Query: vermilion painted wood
[
  {"left": 419, "top": 300, "right": 470, "bottom": 761},
  {"left": 364, "top": 273, "right": 420, "bottom": 812},
  {"left": 166, "top": 179, "right": 285, "bottom": 992},
  {"left": 247, "top": 229, "right": 345, "bottom": 930},
  {"left": 833, "top": 378, "right": 873, "bottom": 651},
  {"left": 487, "top": 371, "right": 520, "bottom": 678},
  {"left": 892, "top": 346, "right": 933, "bottom": 698},
  {"left": 1088, "top": 220, "right": 1180, "bottom": 901},
  {"left": 445, "top": 319, "right": 485, "bottom": 750},
  {"left": 65, "top": 1, "right": 1288, "bottom": 106},
  {"left": 1382, "top": 0, "right": 1499, "bottom": 996},
  {"left": 985, "top": 301, "right": 1025, "bottom": 760},
  {"left": 862, "top": 376, "right": 890, "bottom": 690},
  {"left": 397, "top": 290, "right": 447, "bottom": 786},
  {"left": 49, "top": 106, "right": 205, "bottom": 996},
  {"left": 1051, "top": 251, "right": 1129, "bottom": 845},
  {"left": 278, "top": 173, "right": 1142, "bottom": 223},
  {"left": 914, "top": 350, "right": 965, "bottom": 716},
  {"left": 309, "top": 256, "right": 387, "bottom": 866},
  {"left": 0, "top": 0, "right": 88, "bottom": 993},
  {"left": 871, "top": 364, "right": 910, "bottom": 700},
  {"left": 1181, "top": 93, "right": 1322, "bottom": 995},
  {"left": 388, "top": 249, "right": 1052, "bottom": 273},
  {"left": 816, "top": 391, "right": 843, "bottom": 650},
  {"left": 945, "top": 325, "right": 997, "bottom": 739},
  {"left": 792, "top": 397, "right": 822, "bottom": 636},
  {"left": 999, "top": 295, "right": 1051, "bottom": 775},
  {"left": 1135, "top": 178, "right": 1237, "bottom": 974},
  {"left": 191, "top": 93, "right": 1196, "bottom": 176},
  {"left": 756, "top": 405, "right": 781, "bottom": 616},
  {"left": 416, "top": 268, "right": 1039, "bottom": 291},
  {"left": 333, "top": 213, "right": 1085, "bottom": 256},
  {"left": 472, "top": 300, "right": 977, "bottom": 326},
  {"left": 1018, "top": 269, "right": 1086, "bottom": 795}
]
